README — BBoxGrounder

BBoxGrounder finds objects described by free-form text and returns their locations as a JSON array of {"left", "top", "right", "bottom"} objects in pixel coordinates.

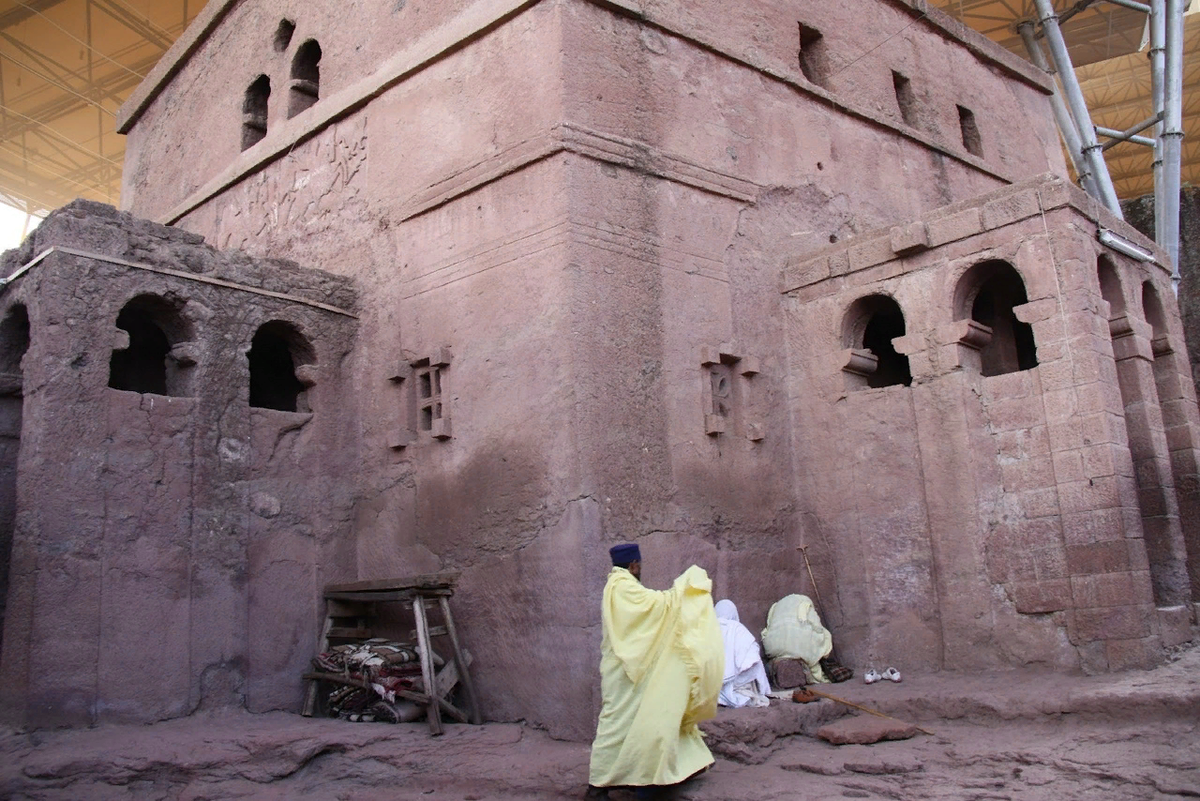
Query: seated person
[{"left": 714, "top": 600, "right": 771, "bottom": 708}]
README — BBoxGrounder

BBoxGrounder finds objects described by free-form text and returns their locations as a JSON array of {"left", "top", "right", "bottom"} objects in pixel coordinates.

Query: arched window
[
  {"left": 108, "top": 295, "right": 194, "bottom": 397},
  {"left": 843, "top": 294, "right": 912, "bottom": 389},
  {"left": 1097, "top": 255, "right": 1125, "bottom": 317},
  {"left": 273, "top": 19, "right": 295, "bottom": 52},
  {"left": 248, "top": 321, "right": 314, "bottom": 412},
  {"left": 1142, "top": 281, "right": 1168, "bottom": 340},
  {"left": 242, "top": 75, "right": 270, "bottom": 150},
  {"left": 954, "top": 260, "right": 1037, "bottom": 377},
  {"left": 288, "top": 40, "right": 321, "bottom": 118}
]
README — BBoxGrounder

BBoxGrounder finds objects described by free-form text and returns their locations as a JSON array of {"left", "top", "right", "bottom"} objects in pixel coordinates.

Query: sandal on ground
[
  {"left": 883, "top": 667, "right": 902, "bottom": 683},
  {"left": 864, "top": 669, "right": 882, "bottom": 684}
]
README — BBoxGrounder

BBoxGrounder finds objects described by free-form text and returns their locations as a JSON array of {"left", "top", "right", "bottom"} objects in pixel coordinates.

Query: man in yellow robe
[{"left": 586, "top": 543, "right": 724, "bottom": 798}]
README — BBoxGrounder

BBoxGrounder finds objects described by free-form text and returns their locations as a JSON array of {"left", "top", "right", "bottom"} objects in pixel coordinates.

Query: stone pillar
[{"left": 1109, "top": 313, "right": 1192, "bottom": 611}]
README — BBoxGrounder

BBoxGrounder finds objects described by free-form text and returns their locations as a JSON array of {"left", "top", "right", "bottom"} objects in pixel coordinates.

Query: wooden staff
[
  {"left": 807, "top": 688, "right": 936, "bottom": 737},
  {"left": 796, "top": 545, "right": 827, "bottom": 620}
]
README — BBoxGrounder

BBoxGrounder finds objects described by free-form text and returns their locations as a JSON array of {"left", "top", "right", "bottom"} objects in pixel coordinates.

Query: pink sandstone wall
[
  {"left": 783, "top": 176, "right": 1200, "bottom": 674},
  {"left": 0, "top": 202, "right": 360, "bottom": 728},
  {"left": 90, "top": 0, "right": 1136, "bottom": 739}
]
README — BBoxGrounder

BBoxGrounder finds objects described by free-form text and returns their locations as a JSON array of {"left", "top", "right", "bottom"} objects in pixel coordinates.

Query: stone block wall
[
  {"left": 783, "top": 175, "right": 1198, "bottom": 674},
  {"left": 0, "top": 201, "right": 359, "bottom": 727}
]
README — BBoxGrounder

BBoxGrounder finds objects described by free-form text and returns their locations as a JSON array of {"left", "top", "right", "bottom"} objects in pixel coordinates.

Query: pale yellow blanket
[{"left": 588, "top": 565, "right": 723, "bottom": 787}]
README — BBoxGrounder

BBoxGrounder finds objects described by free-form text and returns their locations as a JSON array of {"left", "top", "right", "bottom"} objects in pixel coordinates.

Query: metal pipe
[
  {"left": 1150, "top": 0, "right": 1167, "bottom": 246},
  {"left": 1018, "top": 20, "right": 1095, "bottom": 195},
  {"left": 1097, "top": 124, "right": 1157, "bottom": 150},
  {"left": 1160, "top": 0, "right": 1185, "bottom": 278},
  {"left": 1033, "top": 0, "right": 1125, "bottom": 217},
  {"left": 1102, "top": 0, "right": 1151, "bottom": 12}
]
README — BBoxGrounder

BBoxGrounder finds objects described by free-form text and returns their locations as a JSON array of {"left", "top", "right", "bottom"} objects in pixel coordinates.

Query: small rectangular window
[
  {"left": 798, "top": 23, "right": 829, "bottom": 88},
  {"left": 958, "top": 105, "right": 983, "bottom": 157},
  {"left": 892, "top": 71, "right": 917, "bottom": 127}
]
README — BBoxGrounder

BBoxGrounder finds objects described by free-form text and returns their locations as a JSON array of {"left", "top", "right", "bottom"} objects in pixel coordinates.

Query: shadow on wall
[{"left": 0, "top": 303, "right": 28, "bottom": 651}]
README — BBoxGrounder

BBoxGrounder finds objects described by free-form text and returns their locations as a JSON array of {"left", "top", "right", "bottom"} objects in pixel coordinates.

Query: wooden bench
[{"left": 301, "top": 571, "right": 481, "bottom": 735}]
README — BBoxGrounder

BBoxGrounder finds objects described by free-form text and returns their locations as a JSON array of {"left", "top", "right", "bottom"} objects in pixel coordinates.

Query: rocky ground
[{"left": 3, "top": 641, "right": 1199, "bottom": 801}]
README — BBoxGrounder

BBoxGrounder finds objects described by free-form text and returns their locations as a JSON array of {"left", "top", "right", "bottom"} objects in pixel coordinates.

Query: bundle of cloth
[
  {"left": 714, "top": 600, "right": 771, "bottom": 708},
  {"left": 313, "top": 638, "right": 439, "bottom": 722}
]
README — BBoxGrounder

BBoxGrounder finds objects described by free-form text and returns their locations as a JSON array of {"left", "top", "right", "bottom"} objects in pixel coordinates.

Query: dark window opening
[
  {"left": 958, "top": 261, "right": 1037, "bottom": 376},
  {"left": 0, "top": 304, "right": 27, "bottom": 652},
  {"left": 958, "top": 105, "right": 983, "bottom": 157},
  {"left": 109, "top": 296, "right": 192, "bottom": 396},
  {"left": 798, "top": 23, "right": 829, "bottom": 88},
  {"left": 242, "top": 75, "right": 270, "bottom": 151},
  {"left": 288, "top": 40, "right": 321, "bottom": 118},
  {"left": 1097, "top": 255, "right": 1125, "bottom": 316},
  {"left": 844, "top": 295, "right": 912, "bottom": 389},
  {"left": 248, "top": 321, "right": 313, "bottom": 412},
  {"left": 0, "top": 305, "right": 29, "bottom": 379},
  {"left": 893, "top": 71, "right": 917, "bottom": 127},
  {"left": 274, "top": 19, "right": 295, "bottom": 52},
  {"left": 862, "top": 307, "right": 912, "bottom": 388}
]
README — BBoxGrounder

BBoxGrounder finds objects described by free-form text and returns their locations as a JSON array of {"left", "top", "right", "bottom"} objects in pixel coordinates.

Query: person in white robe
[{"left": 714, "top": 600, "right": 771, "bottom": 708}]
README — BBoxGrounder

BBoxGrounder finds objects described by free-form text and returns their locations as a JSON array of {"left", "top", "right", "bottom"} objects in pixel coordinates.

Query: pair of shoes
[
  {"left": 864, "top": 669, "right": 881, "bottom": 684},
  {"left": 883, "top": 667, "right": 902, "bottom": 683}
]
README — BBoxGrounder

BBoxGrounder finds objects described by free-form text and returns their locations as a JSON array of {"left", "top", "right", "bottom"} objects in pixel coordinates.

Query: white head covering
[{"left": 714, "top": 599, "right": 738, "bottom": 622}]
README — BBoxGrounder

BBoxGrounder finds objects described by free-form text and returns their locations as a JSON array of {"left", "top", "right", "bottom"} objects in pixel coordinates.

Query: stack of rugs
[{"left": 313, "top": 638, "right": 443, "bottom": 723}]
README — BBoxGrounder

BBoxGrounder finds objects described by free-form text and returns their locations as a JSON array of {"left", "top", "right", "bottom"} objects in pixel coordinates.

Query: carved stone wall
[{"left": 0, "top": 201, "right": 359, "bottom": 728}]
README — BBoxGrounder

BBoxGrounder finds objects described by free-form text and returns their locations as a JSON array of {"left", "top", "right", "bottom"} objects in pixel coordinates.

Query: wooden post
[
  {"left": 439, "top": 596, "right": 481, "bottom": 724},
  {"left": 413, "top": 595, "right": 443, "bottom": 735}
]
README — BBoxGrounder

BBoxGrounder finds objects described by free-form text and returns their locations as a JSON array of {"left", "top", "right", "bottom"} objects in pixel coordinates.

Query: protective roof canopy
[{"left": 0, "top": 0, "right": 1193, "bottom": 216}]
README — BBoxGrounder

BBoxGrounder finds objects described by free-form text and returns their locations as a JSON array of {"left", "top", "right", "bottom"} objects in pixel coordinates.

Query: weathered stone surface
[
  {"left": 0, "top": 0, "right": 1195, "bottom": 745},
  {"left": 816, "top": 714, "right": 920, "bottom": 745}
]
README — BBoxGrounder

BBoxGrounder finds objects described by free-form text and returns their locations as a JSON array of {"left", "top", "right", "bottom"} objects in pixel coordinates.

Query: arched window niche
[
  {"left": 953, "top": 260, "right": 1038, "bottom": 377},
  {"left": 288, "top": 40, "right": 321, "bottom": 118},
  {"left": 242, "top": 75, "right": 270, "bottom": 151},
  {"left": 1142, "top": 280, "right": 1170, "bottom": 349},
  {"left": 108, "top": 295, "right": 195, "bottom": 397},
  {"left": 247, "top": 320, "right": 315, "bottom": 413},
  {"left": 841, "top": 294, "right": 912, "bottom": 390}
]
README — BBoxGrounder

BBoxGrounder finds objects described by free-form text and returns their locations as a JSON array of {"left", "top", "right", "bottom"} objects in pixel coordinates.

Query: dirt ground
[{"left": 2, "top": 640, "right": 1198, "bottom": 801}]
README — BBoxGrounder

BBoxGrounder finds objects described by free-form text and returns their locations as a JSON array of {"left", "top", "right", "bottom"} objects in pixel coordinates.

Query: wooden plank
[
  {"left": 325, "top": 571, "right": 461, "bottom": 594},
  {"left": 413, "top": 595, "right": 443, "bottom": 736},
  {"left": 440, "top": 596, "right": 482, "bottom": 724},
  {"left": 324, "top": 589, "right": 452, "bottom": 602},
  {"left": 327, "top": 627, "right": 374, "bottom": 640},
  {"left": 409, "top": 625, "right": 448, "bottom": 639},
  {"left": 326, "top": 599, "right": 371, "bottom": 617}
]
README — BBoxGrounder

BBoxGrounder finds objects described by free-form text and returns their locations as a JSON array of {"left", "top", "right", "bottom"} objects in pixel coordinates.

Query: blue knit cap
[{"left": 609, "top": 543, "right": 641, "bottom": 566}]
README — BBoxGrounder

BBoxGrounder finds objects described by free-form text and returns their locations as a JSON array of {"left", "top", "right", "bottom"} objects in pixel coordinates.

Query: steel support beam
[
  {"left": 1034, "top": 0, "right": 1125, "bottom": 217},
  {"left": 1150, "top": 0, "right": 1167, "bottom": 250},
  {"left": 1019, "top": 20, "right": 1096, "bottom": 195},
  {"left": 1160, "top": 0, "right": 1185, "bottom": 278}
]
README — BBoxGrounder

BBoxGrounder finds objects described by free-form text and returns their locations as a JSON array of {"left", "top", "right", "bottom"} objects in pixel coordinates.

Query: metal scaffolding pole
[
  {"left": 1150, "top": 0, "right": 1167, "bottom": 249},
  {"left": 1019, "top": 21, "right": 1096, "bottom": 195},
  {"left": 1033, "top": 0, "right": 1125, "bottom": 218},
  {"left": 1161, "top": 0, "right": 1185, "bottom": 277}
]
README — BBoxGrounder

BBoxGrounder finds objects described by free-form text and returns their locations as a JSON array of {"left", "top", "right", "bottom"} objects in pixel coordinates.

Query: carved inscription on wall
[{"left": 213, "top": 116, "right": 368, "bottom": 256}]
